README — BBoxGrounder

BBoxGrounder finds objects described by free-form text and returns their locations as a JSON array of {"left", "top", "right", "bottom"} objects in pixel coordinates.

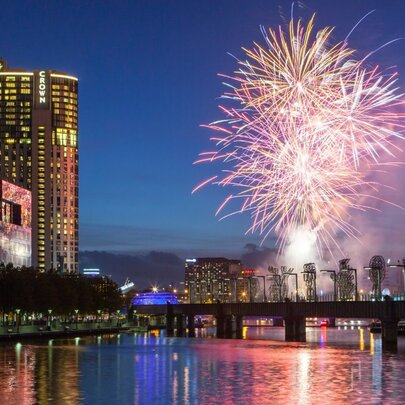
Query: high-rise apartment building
[
  {"left": 0, "top": 58, "right": 78, "bottom": 272},
  {"left": 184, "top": 257, "right": 242, "bottom": 303}
]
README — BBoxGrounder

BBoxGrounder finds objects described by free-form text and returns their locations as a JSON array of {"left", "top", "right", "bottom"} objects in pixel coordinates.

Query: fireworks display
[{"left": 194, "top": 15, "right": 405, "bottom": 254}]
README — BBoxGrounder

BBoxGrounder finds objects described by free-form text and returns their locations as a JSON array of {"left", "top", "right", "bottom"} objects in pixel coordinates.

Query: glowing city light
[{"left": 194, "top": 15, "right": 405, "bottom": 254}]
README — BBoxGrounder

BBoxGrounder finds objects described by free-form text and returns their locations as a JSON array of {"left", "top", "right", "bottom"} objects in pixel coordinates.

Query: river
[{"left": 1, "top": 327, "right": 405, "bottom": 404}]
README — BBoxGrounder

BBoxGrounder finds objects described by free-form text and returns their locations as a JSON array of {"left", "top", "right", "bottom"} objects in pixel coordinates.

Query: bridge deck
[{"left": 134, "top": 301, "right": 405, "bottom": 319}]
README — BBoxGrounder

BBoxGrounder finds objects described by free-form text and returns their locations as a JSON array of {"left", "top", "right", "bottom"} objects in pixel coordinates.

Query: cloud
[
  {"left": 79, "top": 222, "right": 276, "bottom": 258},
  {"left": 240, "top": 244, "right": 278, "bottom": 272}
]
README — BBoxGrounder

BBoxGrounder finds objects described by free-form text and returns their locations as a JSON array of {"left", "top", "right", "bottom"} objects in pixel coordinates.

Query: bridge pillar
[
  {"left": 285, "top": 317, "right": 306, "bottom": 342},
  {"left": 382, "top": 319, "right": 398, "bottom": 352},
  {"left": 235, "top": 316, "right": 243, "bottom": 339},
  {"left": 381, "top": 296, "right": 399, "bottom": 351},
  {"left": 187, "top": 315, "right": 195, "bottom": 338},
  {"left": 166, "top": 304, "right": 174, "bottom": 337},
  {"left": 216, "top": 315, "right": 226, "bottom": 338},
  {"left": 224, "top": 316, "right": 233, "bottom": 338},
  {"left": 166, "top": 315, "right": 174, "bottom": 337},
  {"left": 175, "top": 314, "right": 185, "bottom": 337}
]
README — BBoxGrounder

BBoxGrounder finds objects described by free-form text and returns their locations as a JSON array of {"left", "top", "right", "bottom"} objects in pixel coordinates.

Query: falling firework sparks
[{"left": 194, "top": 15, "right": 405, "bottom": 254}]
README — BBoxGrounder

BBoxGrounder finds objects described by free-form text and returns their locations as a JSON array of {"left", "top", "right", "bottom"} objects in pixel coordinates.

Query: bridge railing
[{"left": 230, "top": 293, "right": 405, "bottom": 303}]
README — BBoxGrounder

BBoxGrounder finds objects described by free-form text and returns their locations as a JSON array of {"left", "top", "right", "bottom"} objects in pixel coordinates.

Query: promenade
[{"left": 0, "top": 321, "right": 124, "bottom": 341}]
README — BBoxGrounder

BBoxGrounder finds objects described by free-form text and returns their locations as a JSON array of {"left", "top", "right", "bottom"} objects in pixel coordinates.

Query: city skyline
[
  {"left": 1, "top": 4, "right": 405, "bottom": 403},
  {"left": 1, "top": 1, "right": 405, "bottom": 271}
]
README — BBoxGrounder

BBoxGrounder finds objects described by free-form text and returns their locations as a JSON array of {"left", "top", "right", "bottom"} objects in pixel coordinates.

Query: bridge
[{"left": 133, "top": 300, "right": 405, "bottom": 350}]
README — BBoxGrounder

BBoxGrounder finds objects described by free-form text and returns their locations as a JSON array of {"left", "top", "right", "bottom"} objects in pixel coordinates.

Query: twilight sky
[{"left": 2, "top": 0, "right": 405, "bottom": 264}]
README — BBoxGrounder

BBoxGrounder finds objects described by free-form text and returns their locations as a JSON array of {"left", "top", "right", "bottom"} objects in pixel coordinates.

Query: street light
[
  {"left": 48, "top": 309, "right": 53, "bottom": 330},
  {"left": 74, "top": 309, "right": 79, "bottom": 330},
  {"left": 15, "top": 309, "right": 21, "bottom": 333},
  {"left": 97, "top": 309, "right": 101, "bottom": 329}
]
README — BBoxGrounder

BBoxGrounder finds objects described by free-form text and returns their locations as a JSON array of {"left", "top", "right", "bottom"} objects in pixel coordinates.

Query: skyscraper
[{"left": 0, "top": 58, "right": 78, "bottom": 272}]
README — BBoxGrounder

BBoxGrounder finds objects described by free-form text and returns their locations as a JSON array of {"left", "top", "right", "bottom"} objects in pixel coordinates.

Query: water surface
[{"left": 1, "top": 327, "right": 405, "bottom": 404}]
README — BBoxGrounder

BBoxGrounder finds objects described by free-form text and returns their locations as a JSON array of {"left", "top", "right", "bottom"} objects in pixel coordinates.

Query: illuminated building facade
[
  {"left": 0, "top": 58, "right": 78, "bottom": 272},
  {"left": 132, "top": 291, "right": 179, "bottom": 305},
  {"left": 184, "top": 257, "right": 242, "bottom": 303},
  {"left": 236, "top": 268, "right": 259, "bottom": 302},
  {"left": 0, "top": 179, "right": 31, "bottom": 266}
]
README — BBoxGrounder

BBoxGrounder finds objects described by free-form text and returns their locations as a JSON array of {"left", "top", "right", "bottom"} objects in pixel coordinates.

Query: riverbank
[{"left": 0, "top": 323, "right": 128, "bottom": 341}]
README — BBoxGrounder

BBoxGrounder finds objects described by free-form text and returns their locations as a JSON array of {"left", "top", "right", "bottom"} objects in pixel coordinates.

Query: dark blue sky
[{"left": 2, "top": 0, "right": 405, "bottom": 259}]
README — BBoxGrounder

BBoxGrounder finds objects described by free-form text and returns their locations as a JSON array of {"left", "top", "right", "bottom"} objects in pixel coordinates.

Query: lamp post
[
  {"left": 15, "top": 309, "right": 21, "bottom": 333},
  {"left": 48, "top": 309, "right": 53, "bottom": 330},
  {"left": 74, "top": 309, "right": 79, "bottom": 330},
  {"left": 116, "top": 310, "right": 120, "bottom": 327},
  {"left": 97, "top": 309, "right": 101, "bottom": 329}
]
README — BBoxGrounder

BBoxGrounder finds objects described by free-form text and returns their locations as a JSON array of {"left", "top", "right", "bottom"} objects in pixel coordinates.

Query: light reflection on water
[{"left": 0, "top": 328, "right": 405, "bottom": 404}]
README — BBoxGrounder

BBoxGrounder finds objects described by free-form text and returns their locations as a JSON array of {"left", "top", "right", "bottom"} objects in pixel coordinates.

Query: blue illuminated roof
[{"left": 132, "top": 292, "right": 179, "bottom": 305}]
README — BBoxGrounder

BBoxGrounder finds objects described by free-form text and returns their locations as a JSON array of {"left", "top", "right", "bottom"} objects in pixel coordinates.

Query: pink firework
[{"left": 194, "top": 15, "right": 405, "bottom": 254}]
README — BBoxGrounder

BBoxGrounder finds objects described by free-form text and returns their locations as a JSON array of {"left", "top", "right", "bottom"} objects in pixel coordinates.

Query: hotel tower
[{"left": 0, "top": 58, "right": 78, "bottom": 272}]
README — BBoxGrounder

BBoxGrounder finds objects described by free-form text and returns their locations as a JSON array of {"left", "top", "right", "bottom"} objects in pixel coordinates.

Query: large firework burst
[{"left": 194, "top": 15, "right": 405, "bottom": 253}]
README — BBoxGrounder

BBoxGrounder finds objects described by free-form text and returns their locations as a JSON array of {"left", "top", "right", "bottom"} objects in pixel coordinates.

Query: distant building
[
  {"left": 83, "top": 268, "right": 101, "bottom": 277},
  {"left": 236, "top": 268, "right": 259, "bottom": 302},
  {"left": 132, "top": 291, "right": 179, "bottom": 305},
  {"left": 119, "top": 278, "right": 135, "bottom": 293},
  {"left": 184, "top": 257, "right": 242, "bottom": 303}
]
